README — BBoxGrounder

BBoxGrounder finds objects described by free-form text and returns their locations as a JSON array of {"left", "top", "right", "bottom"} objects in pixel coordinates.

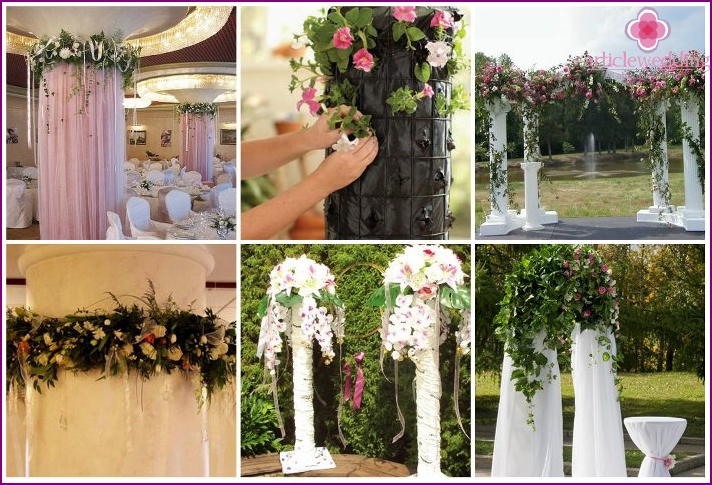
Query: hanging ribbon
[
  {"left": 342, "top": 362, "right": 352, "bottom": 402},
  {"left": 353, "top": 351, "right": 365, "bottom": 411},
  {"left": 271, "top": 373, "right": 285, "bottom": 437},
  {"left": 391, "top": 360, "right": 406, "bottom": 443},
  {"left": 454, "top": 351, "right": 469, "bottom": 439}
]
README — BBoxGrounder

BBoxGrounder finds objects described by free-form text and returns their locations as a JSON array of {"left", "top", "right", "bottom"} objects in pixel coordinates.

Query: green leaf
[
  {"left": 602, "top": 352, "right": 610, "bottom": 362},
  {"left": 406, "top": 27, "right": 426, "bottom": 42},
  {"left": 414, "top": 62, "right": 431, "bottom": 83},
  {"left": 357, "top": 8, "right": 373, "bottom": 28},
  {"left": 275, "top": 292, "right": 302, "bottom": 308},
  {"left": 257, "top": 295, "right": 269, "bottom": 318},
  {"left": 366, "top": 286, "right": 385, "bottom": 307},
  {"left": 392, "top": 22, "right": 406, "bottom": 42},
  {"left": 344, "top": 8, "right": 359, "bottom": 26}
]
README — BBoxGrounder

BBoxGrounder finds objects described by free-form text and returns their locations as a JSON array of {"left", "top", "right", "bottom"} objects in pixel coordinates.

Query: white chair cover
[
  {"left": 218, "top": 188, "right": 237, "bottom": 216},
  {"left": 571, "top": 325, "right": 627, "bottom": 477},
  {"left": 163, "top": 168, "right": 176, "bottom": 185},
  {"left": 146, "top": 170, "right": 165, "bottom": 184},
  {"left": 6, "top": 179, "right": 33, "bottom": 228},
  {"left": 210, "top": 182, "right": 232, "bottom": 209},
  {"left": 129, "top": 157, "right": 140, "bottom": 163},
  {"left": 183, "top": 171, "right": 202, "bottom": 185},
  {"left": 125, "top": 196, "right": 171, "bottom": 239},
  {"left": 125, "top": 170, "right": 141, "bottom": 186},
  {"left": 149, "top": 162, "right": 164, "bottom": 171},
  {"left": 22, "top": 166, "right": 38, "bottom": 179},
  {"left": 156, "top": 187, "right": 178, "bottom": 223},
  {"left": 223, "top": 162, "right": 236, "bottom": 187},
  {"left": 105, "top": 211, "right": 128, "bottom": 240},
  {"left": 165, "top": 189, "right": 193, "bottom": 223},
  {"left": 491, "top": 330, "right": 564, "bottom": 477},
  {"left": 124, "top": 161, "right": 136, "bottom": 171}
]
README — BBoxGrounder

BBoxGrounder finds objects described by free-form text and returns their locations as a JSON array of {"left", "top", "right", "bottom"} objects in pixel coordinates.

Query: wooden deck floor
[{"left": 241, "top": 453, "right": 413, "bottom": 477}]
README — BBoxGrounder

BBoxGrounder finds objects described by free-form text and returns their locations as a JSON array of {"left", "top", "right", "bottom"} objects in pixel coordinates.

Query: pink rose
[
  {"left": 430, "top": 10, "right": 453, "bottom": 29},
  {"left": 599, "top": 286, "right": 606, "bottom": 295},
  {"left": 333, "top": 26, "right": 354, "bottom": 49},
  {"left": 296, "top": 87, "right": 321, "bottom": 116},
  {"left": 393, "top": 6, "right": 417, "bottom": 23},
  {"left": 585, "top": 91, "right": 593, "bottom": 99},
  {"left": 353, "top": 48, "right": 375, "bottom": 72},
  {"left": 583, "top": 310, "right": 591, "bottom": 317},
  {"left": 574, "top": 293, "right": 582, "bottom": 301},
  {"left": 601, "top": 264, "right": 608, "bottom": 272},
  {"left": 420, "top": 83, "right": 434, "bottom": 98}
]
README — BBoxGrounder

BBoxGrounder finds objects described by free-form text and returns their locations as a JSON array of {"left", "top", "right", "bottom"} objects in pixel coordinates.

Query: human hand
[
  {"left": 303, "top": 105, "right": 366, "bottom": 150},
  {"left": 312, "top": 135, "right": 379, "bottom": 192}
]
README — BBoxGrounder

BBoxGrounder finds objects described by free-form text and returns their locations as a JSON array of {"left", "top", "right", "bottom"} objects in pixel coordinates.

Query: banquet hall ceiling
[{"left": 4, "top": 7, "right": 236, "bottom": 90}]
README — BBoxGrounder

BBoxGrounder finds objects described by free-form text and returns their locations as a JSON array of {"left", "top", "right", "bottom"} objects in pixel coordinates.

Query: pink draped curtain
[
  {"left": 180, "top": 113, "right": 214, "bottom": 182},
  {"left": 38, "top": 63, "right": 124, "bottom": 240}
]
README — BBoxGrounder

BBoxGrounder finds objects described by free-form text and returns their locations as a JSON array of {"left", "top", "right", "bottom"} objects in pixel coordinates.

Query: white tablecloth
[
  {"left": 624, "top": 416, "right": 687, "bottom": 477},
  {"left": 26, "top": 186, "right": 39, "bottom": 221}
]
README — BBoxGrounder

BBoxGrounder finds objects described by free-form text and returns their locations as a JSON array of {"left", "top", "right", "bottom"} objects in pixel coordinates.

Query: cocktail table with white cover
[{"left": 623, "top": 416, "right": 687, "bottom": 477}]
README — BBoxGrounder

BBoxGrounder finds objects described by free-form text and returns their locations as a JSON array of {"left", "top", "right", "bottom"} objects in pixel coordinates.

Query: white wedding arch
[{"left": 478, "top": 51, "right": 705, "bottom": 236}]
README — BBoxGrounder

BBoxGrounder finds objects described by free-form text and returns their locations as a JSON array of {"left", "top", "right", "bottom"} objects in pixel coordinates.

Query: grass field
[
  {"left": 475, "top": 371, "right": 706, "bottom": 438},
  {"left": 474, "top": 147, "right": 690, "bottom": 227}
]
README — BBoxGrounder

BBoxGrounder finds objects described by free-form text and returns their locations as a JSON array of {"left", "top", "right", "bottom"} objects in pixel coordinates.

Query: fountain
[{"left": 576, "top": 132, "right": 610, "bottom": 179}]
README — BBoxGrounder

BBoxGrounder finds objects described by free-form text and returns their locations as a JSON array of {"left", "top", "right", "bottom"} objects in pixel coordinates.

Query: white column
[
  {"left": 480, "top": 98, "right": 523, "bottom": 236},
  {"left": 520, "top": 112, "right": 544, "bottom": 231},
  {"left": 416, "top": 300, "right": 442, "bottom": 477},
  {"left": 291, "top": 303, "right": 316, "bottom": 456},
  {"left": 679, "top": 95, "right": 705, "bottom": 231}
]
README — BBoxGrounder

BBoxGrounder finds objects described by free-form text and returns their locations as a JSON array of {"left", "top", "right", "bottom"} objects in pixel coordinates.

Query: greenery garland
[
  {"left": 6, "top": 284, "right": 235, "bottom": 401},
  {"left": 29, "top": 30, "right": 140, "bottom": 89},
  {"left": 176, "top": 102, "right": 218, "bottom": 118},
  {"left": 494, "top": 245, "right": 620, "bottom": 426}
]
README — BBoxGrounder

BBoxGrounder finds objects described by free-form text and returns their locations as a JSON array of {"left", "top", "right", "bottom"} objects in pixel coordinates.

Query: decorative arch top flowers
[
  {"left": 176, "top": 102, "right": 218, "bottom": 118},
  {"left": 257, "top": 255, "right": 345, "bottom": 375},
  {"left": 29, "top": 30, "right": 140, "bottom": 89},
  {"left": 289, "top": 6, "right": 469, "bottom": 138}
]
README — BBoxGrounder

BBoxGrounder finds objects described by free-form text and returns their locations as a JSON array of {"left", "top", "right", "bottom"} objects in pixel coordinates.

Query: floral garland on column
[
  {"left": 495, "top": 245, "right": 620, "bottom": 426},
  {"left": 176, "top": 103, "right": 218, "bottom": 118},
  {"left": 370, "top": 245, "right": 470, "bottom": 477},
  {"left": 289, "top": 6, "right": 469, "bottom": 138},
  {"left": 6, "top": 284, "right": 235, "bottom": 402},
  {"left": 256, "top": 255, "right": 344, "bottom": 470}
]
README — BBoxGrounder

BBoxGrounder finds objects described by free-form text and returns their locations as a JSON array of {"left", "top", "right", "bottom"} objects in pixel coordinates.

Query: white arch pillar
[
  {"left": 679, "top": 95, "right": 705, "bottom": 231},
  {"left": 519, "top": 112, "right": 557, "bottom": 231},
  {"left": 637, "top": 100, "right": 671, "bottom": 223}
]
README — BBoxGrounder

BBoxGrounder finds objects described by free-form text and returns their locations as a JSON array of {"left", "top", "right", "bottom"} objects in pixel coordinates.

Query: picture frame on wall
[
  {"left": 128, "top": 130, "right": 146, "bottom": 146},
  {"left": 161, "top": 130, "right": 172, "bottom": 147},
  {"left": 220, "top": 129, "right": 237, "bottom": 145},
  {"left": 6, "top": 127, "right": 19, "bottom": 144}
]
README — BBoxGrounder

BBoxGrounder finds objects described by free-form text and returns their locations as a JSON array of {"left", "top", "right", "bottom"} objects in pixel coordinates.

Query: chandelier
[
  {"left": 5, "top": 6, "right": 231, "bottom": 56},
  {"left": 135, "top": 65, "right": 236, "bottom": 104}
]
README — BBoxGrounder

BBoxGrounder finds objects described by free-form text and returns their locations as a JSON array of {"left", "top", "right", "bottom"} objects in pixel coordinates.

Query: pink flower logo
[{"left": 625, "top": 8, "right": 670, "bottom": 52}]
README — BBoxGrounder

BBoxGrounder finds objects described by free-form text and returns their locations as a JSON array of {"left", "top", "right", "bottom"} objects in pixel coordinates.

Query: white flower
[
  {"left": 391, "top": 350, "right": 403, "bottom": 361},
  {"left": 83, "top": 321, "right": 94, "bottom": 331},
  {"left": 93, "top": 328, "right": 106, "bottom": 340},
  {"left": 153, "top": 325, "right": 167, "bottom": 338},
  {"left": 331, "top": 133, "right": 359, "bottom": 152},
  {"left": 170, "top": 334, "right": 177, "bottom": 344},
  {"left": 200, "top": 335, "right": 208, "bottom": 345},
  {"left": 122, "top": 343, "right": 134, "bottom": 357},
  {"left": 43, "top": 333, "right": 54, "bottom": 346},
  {"left": 59, "top": 47, "right": 72, "bottom": 59},
  {"left": 140, "top": 342, "right": 157, "bottom": 360},
  {"left": 38, "top": 353, "right": 49, "bottom": 366},
  {"left": 52, "top": 353, "right": 65, "bottom": 364},
  {"left": 104, "top": 319, "right": 111, "bottom": 326},
  {"left": 209, "top": 342, "right": 229, "bottom": 360},
  {"left": 425, "top": 41, "right": 452, "bottom": 68}
]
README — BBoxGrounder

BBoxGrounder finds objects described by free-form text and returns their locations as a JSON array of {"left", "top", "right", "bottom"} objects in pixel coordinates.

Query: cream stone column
[
  {"left": 14, "top": 245, "right": 236, "bottom": 477},
  {"left": 679, "top": 96, "right": 705, "bottom": 231}
]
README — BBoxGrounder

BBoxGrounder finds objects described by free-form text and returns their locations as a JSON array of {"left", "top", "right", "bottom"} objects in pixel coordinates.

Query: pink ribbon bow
[{"left": 353, "top": 351, "right": 365, "bottom": 410}]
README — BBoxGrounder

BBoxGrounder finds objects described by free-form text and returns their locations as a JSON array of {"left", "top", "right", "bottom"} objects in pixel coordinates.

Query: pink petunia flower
[
  {"left": 393, "top": 6, "right": 417, "bottom": 23},
  {"left": 430, "top": 10, "right": 453, "bottom": 29},
  {"left": 296, "top": 88, "right": 321, "bottom": 116},
  {"left": 333, "top": 26, "right": 354, "bottom": 49},
  {"left": 353, "top": 48, "right": 375, "bottom": 72},
  {"left": 420, "top": 83, "right": 434, "bottom": 98},
  {"left": 583, "top": 310, "right": 591, "bottom": 317}
]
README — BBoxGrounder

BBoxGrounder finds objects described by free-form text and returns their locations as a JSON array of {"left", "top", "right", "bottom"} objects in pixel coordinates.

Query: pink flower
[
  {"left": 420, "top": 83, "right": 434, "bottom": 98},
  {"left": 296, "top": 87, "right": 321, "bottom": 116},
  {"left": 563, "top": 261, "right": 569, "bottom": 268},
  {"left": 393, "top": 6, "right": 417, "bottom": 22},
  {"left": 583, "top": 310, "right": 591, "bottom": 317},
  {"left": 585, "top": 91, "right": 593, "bottom": 99},
  {"left": 430, "top": 10, "right": 453, "bottom": 29},
  {"left": 574, "top": 293, "right": 582, "bottom": 301},
  {"left": 599, "top": 286, "right": 606, "bottom": 295},
  {"left": 333, "top": 26, "right": 354, "bottom": 49},
  {"left": 601, "top": 264, "right": 608, "bottom": 272},
  {"left": 614, "top": 300, "right": 619, "bottom": 307},
  {"left": 608, "top": 287, "right": 616, "bottom": 296},
  {"left": 353, "top": 48, "right": 374, "bottom": 72}
]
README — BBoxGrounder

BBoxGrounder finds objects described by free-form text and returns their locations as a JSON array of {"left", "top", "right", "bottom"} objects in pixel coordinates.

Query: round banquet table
[{"left": 623, "top": 416, "right": 687, "bottom": 477}]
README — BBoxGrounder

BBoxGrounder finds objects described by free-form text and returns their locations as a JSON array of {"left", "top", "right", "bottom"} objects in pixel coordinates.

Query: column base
[
  {"left": 479, "top": 210, "right": 524, "bottom": 236},
  {"left": 280, "top": 447, "right": 335, "bottom": 474},
  {"left": 516, "top": 210, "right": 558, "bottom": 231},
  {"left": 679, "top": 207, "right": 706, "bottom": 232},
  {"left": 637, "top": 206, "right": 668, "bottom": 223}
]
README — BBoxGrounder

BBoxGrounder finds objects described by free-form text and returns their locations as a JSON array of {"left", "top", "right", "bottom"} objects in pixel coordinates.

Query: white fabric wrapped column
[
  {"left": 570, "top": 325, "right": 626, "bottom": 477},
  {"left": 480, "top": 98, "right": 520, "bottom": 236},
  {"left": 638, "top": 100, "right": 670, "bottom": 222},
  {"left": 415, "top": 300, "right": 442, "bottom": 477},
  {"left": 492, "top": 330, "right": 564, "bottom": 477},
  {"left": 679, "top": 96, "right": 705, "bottom": 231},
  {"left": 291, "top": 302, "right": 316, "bottom": 455},
  {"left": 14, "top": 245, "right": 236, "bottom": 477}
]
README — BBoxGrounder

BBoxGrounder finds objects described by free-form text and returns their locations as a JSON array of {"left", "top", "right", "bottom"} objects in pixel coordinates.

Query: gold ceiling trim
[{"left": 5, "top": 6, "right": 232, "bottom": 57}]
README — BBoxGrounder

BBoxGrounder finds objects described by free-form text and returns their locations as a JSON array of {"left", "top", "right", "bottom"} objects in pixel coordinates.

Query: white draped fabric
[
  {"left": 571, "top": 325, "right": 627, "bottom": 477},
  {"left": 624, "top": 417, "right": 687, "bottom": 477},
  {"left": 291, "top": 302, "right": 316, "bottom": 456},
  {"left": 180, "top": 114, "right": 214, "bottom": 182},
  {"left": 492, "top": 330, "right": 564, "bottom": 477},
  {"left": 38, "top": 63, "right": 124, "bottom": 239}
]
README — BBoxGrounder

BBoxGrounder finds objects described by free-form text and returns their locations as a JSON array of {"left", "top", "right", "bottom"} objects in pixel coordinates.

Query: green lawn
[{"left": 476, "top": 371, "right": 705, "bottom": 438}]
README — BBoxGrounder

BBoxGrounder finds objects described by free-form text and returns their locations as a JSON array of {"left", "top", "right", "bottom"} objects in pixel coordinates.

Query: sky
[{"left": 475, "top": 4, "right": 707, "bottom": 70}]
